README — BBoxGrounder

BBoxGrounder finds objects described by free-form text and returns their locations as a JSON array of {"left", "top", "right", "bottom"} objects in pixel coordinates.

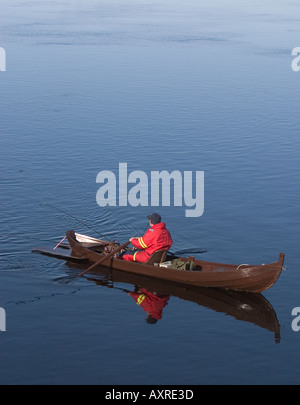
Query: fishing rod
[
  {"left": 41, "top": 203, "right": 206, "bottom": 260},
  {"left": 40, "top": 201, "right": 111, "bottom": 241}
]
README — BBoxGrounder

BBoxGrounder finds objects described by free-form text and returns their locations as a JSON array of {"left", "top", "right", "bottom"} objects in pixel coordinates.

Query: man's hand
[{"left": 129, "top": 237, "right": 139, "bottom": 242}]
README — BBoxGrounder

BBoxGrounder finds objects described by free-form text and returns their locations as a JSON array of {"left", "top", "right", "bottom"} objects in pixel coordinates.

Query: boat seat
[{"left": 146, "top": 250, "right": 168, "bottom": 265}]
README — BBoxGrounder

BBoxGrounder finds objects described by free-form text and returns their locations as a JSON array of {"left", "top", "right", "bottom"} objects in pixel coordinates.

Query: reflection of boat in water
[{"left": 65, "top": 262, "right": 281, "bottom": 343}]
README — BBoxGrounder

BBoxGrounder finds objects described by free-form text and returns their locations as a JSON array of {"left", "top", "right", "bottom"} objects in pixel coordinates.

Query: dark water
[{"left": 1, "top": 0, "right": 300, "bottom": 385}]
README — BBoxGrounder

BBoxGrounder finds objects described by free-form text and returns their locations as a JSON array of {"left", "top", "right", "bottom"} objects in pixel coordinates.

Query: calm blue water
[{"left": 1, "top": 0, "right": 300, "bottom": 385}]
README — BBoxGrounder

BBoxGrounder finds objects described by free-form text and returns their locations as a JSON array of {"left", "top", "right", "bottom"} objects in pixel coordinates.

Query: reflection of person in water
[{"left": 129, "top": 287, "right": 170, "bottom": 324}]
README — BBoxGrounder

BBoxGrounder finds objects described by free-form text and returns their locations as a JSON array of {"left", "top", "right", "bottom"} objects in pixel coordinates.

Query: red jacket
[
  {"left": 130, "top": 222, "right": 172, "bottom": 262},
  {"left": 129, "top": 288, "right": 170, "bottom": 320}
]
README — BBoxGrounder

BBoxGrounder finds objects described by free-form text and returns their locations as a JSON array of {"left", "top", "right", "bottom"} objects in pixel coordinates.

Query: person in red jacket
[
  {"left": 122, "top": 213, "right": 172, "bottom": 263},
  {"left": 129, "top": 287, "right": 170, "bottom": 324}
]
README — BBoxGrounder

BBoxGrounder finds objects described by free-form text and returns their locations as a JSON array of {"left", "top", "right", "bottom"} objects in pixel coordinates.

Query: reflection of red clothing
[
  {"left": 129, "top": 288, "right": 169, "bottom": 320},
  {"left": 123, "top": 222, "right": 172, "bottom": 263}
]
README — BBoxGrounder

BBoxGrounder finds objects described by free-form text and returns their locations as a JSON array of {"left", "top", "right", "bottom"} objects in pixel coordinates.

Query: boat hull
[{"left": 66, "top": 231, "right": 285, "bottom": 293}]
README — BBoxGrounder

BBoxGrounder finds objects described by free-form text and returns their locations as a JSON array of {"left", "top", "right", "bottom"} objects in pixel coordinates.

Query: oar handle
[{"left": 77, "top": 241, "right": 130, "bottom": 277}]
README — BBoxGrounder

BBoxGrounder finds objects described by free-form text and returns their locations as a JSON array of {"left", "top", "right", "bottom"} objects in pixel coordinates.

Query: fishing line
[{"left": 40, "top": 201, "right": 110, "bottom": 241}]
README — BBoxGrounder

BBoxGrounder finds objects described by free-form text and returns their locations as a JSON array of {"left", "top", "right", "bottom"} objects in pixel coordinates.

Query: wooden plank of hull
[
  {"left": 66, "top": 231, "right": 284, "bottom": 293},
  {"left": 190, "top": 264, "right": 283, "bottom": 293}
]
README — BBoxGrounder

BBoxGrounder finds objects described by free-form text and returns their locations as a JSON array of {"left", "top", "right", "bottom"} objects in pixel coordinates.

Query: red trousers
[{"left": 123, "top": 250, "right": 150, "bottom": 263}]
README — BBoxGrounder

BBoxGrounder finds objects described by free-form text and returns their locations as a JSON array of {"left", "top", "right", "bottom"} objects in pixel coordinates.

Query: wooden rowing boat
[{"left": 63, "top": 230, "right": 285, "bottom": 293}]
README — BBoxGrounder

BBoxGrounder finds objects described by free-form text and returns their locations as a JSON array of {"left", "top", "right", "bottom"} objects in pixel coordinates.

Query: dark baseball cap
[
  {"left": 146, "top": 314, "right": 158, "bottom": 324},
  {"left": 147, "top": 213, "right": 161, "bottom": 224}
]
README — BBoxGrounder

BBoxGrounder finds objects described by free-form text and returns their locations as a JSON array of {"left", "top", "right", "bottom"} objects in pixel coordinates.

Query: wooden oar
[{"left": 77, "top": 241, "right": 130, "bottom": 277}]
